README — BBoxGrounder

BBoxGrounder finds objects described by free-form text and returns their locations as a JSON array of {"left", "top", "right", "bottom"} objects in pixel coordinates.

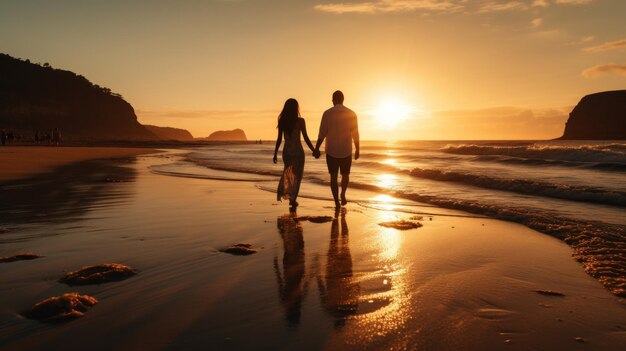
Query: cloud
[
  {"left": 580, "top": 35, "right": 595, "bottom": 42},
  {"left": 313, "top": 2, "right": 379, "bottom": 14},
  {"left": 314, "top": 0, "right": 595, "bottom": 15},
  {"left": 584, "top": 39, "right": 626, "bottom": 52},
  {"left": 531, "top": 18, "right": 543, "bottom": 28},
  {"left": 554, "top": 0, "right": 593, "bottom": 4},
  {"left": 582, "top": 63, "right": 626, "bottom": 78},
  {"left": 478, "top": 1, "right": 528, "bottom": 13},
  {"left": 567, "top": 35, "right": 594, "bottom": 46},
  {"left": 313, "top": 0, "right": 462, "bottom": 14},
  {"left": 530, "top": 29, "right": 563, "bottom": 39}
]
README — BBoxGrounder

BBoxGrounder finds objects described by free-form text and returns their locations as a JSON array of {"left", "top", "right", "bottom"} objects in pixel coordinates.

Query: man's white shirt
[{"left": 317, "top": 104, "right": 359, "bottom": 158}]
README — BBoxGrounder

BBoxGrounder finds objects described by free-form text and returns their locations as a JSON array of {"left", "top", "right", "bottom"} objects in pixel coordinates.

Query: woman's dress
[{"left": 277, "top": 122, "right": 304, "bottom": 202}]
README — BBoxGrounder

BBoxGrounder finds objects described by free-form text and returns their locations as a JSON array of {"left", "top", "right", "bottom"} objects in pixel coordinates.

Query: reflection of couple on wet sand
[
  {"left": 274, "top": 210, "right": 359, "bottom": 328},
  {"left": 273, "top": 90, "right": 360, "bottom": 209}
]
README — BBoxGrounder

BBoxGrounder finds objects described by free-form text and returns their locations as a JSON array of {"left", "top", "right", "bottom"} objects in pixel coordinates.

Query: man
[{"left": 314, "top": 90, "right": 360, "bottom": 208}]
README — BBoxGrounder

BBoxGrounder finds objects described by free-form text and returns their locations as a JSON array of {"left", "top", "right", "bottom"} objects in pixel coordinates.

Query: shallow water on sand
[
  {"left": 1, "top": 154, "right": 625, "bottom": 350},
  {"left": 154, "top": 141, "right": 626, "bottom": 298}
]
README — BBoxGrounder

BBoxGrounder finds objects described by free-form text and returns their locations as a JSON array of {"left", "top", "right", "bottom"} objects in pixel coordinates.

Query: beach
[
  {"left": 1, "top": 147, "right": 625, "bottom": 350},
  {"left": 0, "top": 146, "right": 158, "bottom": 182}
]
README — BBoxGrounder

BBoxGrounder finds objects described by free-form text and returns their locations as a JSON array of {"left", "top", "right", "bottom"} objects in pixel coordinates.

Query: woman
[{"left": 273, "top": 98, "right": 315, "bottom": 208}]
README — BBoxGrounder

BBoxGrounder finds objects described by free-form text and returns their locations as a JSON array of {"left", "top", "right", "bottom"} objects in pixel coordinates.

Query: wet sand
[
  {"left": 0, "top": 146, "right": 157, "bottom": 181},
  {"left": 1, "top": 152, "right": 625, "bottom": 350}
]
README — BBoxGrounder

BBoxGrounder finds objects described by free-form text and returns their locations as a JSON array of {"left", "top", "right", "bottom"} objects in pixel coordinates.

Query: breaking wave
[
  {"left": 409, "top": 168, "right": 626, "bottom": 207},
  {"left": 442, "top": 144, "right": 626, "bottom": 164}
]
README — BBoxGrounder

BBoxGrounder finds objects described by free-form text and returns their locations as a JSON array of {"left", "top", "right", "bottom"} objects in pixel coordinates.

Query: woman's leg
[
  {"left": 277, "top": 158, "right": 290, "bottom": 201},
  {"left": 290, "top": 156, "right": 305, "bottom": 206}
]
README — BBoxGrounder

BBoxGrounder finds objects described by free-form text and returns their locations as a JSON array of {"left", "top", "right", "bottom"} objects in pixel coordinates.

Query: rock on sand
[
  {"left": 24, "top": 293, "right": 98, "bottom": 322},
  {"left": 0, "top": 253, "right": 42, "bottom": 263},
  {"left": 378, "top": 220, "right": 423, "bottom": 230},
  {"left": 59, "top": 263, "right": 136, "bottom": 285}
]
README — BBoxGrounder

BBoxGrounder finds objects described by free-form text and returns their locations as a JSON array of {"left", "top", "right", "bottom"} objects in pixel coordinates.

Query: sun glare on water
[{"left": 374, "top": 98, "right": 414, "bottom": 129}]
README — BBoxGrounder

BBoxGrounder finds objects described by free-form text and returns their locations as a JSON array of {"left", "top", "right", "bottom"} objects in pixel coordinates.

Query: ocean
[{"left": 152, "top": 140, "right": 624, "bottom": 225}]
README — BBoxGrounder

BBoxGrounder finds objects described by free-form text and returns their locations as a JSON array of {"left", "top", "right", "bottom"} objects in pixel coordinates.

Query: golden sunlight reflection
[
  {"left": 376, "top": 173, "right": 397, "bottom": 189},
  {"left": 370, "top": 194, "right": 399, "bottom": 212},
  {"left": 381, "top": 158, "right": 397, "bottom": 165},
  {"left": 378, "top": 228, "right": 402, "bottom": 261},
  {"left": 332, "top": 204, "right": 412, "bottom": 348},
  {"left": 373, "top": 200, "right": 404, "bottom": 260}
]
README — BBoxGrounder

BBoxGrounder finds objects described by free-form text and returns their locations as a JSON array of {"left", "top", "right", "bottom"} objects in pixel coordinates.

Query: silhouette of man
[
  {"left": 314, "top": 91, "right": 360, "bottom": 208},
  {"left": 317, "top": 209, "right": 359, "bottom": 328}
]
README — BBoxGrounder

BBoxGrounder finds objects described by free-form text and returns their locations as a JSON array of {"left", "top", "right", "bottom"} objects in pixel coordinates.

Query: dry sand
[{"left": 0, "top": 150, "right": 625, "bottom": 350}]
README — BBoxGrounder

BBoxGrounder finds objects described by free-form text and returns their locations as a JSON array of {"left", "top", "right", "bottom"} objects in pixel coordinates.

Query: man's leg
[
  {"left": 340, "top": 173, "right": 349, "bottom": 205},
  {"left": 339, "top": 155, "right": 352, "bottom": 206},
  {"left": 326, "top": 155, "right": 341, "bottom": 208},
  {"left": 330, "top": 172, "right": 340, "bottom": 208}
]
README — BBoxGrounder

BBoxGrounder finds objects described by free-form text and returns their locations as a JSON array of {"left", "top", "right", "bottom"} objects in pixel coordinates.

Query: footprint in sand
[
  {"left": 475, "top": 308, "right": 515, "bottom": 320},
  {"left": 221, "top": 243, "right": 257, "bottom": 256},
  {"left": 534, "top": 289, "right": 566, "bottom": 297}
]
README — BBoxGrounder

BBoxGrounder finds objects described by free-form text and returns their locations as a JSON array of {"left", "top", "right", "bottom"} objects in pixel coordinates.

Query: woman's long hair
[{"left": 278, "top": 98, "right": 300, "bottom": 133}]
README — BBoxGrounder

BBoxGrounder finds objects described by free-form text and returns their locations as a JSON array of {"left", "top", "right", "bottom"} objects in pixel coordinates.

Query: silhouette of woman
[{"left": 273, "top": 98, "right": 315, "bottom": 208}]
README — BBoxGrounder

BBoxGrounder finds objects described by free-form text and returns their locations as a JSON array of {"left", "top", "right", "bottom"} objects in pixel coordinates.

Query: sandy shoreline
[
  {"left": 1, "top": 150, "right": 625, "bottom": 350},
  {"left": 0, "top": 146, "right": 159, "bottom": 182}
]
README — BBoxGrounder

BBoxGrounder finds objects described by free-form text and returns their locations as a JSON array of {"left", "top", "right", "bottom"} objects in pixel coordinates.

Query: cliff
[
  {"left": 207, "top": 128, "right": 247, "bottom": 141},
  {"left": 560, "top": 90, "right": 626, "bottom": 140},
  {"left": 0, "top": 53, "right": 157, "bottom": 140},
  {"left": 144, "top": 125, "right": 194, "bottom": 141}
]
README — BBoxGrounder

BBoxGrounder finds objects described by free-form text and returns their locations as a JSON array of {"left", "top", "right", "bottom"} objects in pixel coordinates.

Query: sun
[{"left": 374, "top": 98, "right": 413, "bottom": 129}]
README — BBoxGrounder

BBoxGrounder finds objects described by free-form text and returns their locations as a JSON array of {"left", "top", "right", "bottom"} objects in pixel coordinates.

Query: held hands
[{"left": 313, "top": 149, "right": 321, "bottom": 159}]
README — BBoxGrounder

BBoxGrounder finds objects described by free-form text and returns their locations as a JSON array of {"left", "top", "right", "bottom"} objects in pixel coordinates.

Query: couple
[{"left": 273, "top": 90, "right": 360, "bottom": 209}]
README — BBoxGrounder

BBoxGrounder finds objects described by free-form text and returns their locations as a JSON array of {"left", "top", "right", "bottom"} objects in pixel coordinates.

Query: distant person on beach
[
  {"left": 273, "top": 98, "right": 316, "bottom": 209},
  {"left": 314, "top": 91, "right": 360, "bottom": 208},
  {"left": 35, "top": 130, "right": 40, "bottom": 144},
  {"left": 52, "top": 127, "right": 61, "bottom": 146},
  {"left": 1, "top": 130, "right": 6, "bottom": 146}
]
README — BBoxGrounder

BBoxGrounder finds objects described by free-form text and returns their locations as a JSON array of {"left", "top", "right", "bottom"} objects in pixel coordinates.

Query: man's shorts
[{"left": 326, "top": 155, "right": 352, "bottom": 175}]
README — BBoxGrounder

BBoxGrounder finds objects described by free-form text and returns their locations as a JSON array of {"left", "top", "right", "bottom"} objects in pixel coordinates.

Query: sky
[{"left": 1, "top": 0, "right": 625, "bottom": 140}]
